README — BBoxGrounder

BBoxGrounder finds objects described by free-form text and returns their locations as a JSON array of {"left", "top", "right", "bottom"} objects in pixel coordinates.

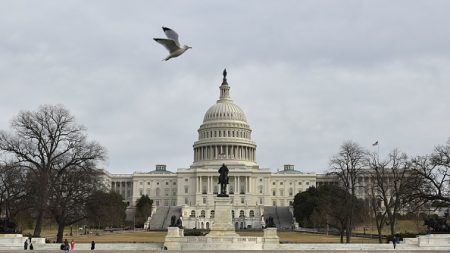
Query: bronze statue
[{"left": 218, "top": 163, "right": 229, "bottom": 196}]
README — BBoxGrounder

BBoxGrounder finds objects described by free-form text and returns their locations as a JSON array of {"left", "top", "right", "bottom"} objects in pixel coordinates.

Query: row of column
[
  {"left": 194, "top": 145, "right": 255, "bottom": 162},
  {"left": 196, "top": 176, "right": 253, "bottom": 194}
]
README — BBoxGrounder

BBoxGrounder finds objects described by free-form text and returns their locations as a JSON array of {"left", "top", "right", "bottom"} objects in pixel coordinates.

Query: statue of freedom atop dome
[{"left": 218, "top": 163, "right": 229, "bottom": 197}]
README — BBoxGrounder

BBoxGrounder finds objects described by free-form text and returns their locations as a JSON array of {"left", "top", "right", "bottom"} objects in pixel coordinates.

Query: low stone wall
[{"left": 164, "top": 227, "right": 280, "bottom": 250}]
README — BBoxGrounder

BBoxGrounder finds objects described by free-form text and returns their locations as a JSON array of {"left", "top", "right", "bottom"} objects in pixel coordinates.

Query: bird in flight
[{"left": 154, "top": 27, "right": 192, "bottom": 61}]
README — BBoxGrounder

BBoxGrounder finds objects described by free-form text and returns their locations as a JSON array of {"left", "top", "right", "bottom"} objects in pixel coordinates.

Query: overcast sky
[{"left": 1, "top": 0, "right": 449, "bottom": 174}]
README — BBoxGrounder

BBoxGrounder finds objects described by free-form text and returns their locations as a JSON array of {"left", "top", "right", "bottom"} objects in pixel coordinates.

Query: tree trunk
[
  {"left": 56, "top": 221, "right": 65, "bottom": 243},
  {"left": 389, "top": 217, "right": 396, "bottom": 237},
  {"left": 33, "top": 172, "right": 49, "bottom": 237},
  {"left": 340, "top": 230, "right": 344, "bottom": 243},
  {"left": 33, "top": 208, "right": 44, "bottom": 237},
  {"left": 346, "top": 220, "right": 352, "bottom": 243},
  {"left": 376, "top": 223, "right": 383, "bottom": 243}
]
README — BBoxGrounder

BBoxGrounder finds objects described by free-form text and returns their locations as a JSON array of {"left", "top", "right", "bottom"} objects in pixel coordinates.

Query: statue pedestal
[{"left": 207, "top": 196, "right": 238, "bottom": 237}]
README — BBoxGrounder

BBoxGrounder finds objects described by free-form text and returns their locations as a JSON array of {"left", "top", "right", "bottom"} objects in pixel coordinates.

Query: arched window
[
  {"left": 190, "top": 210, "right": 196, "bottom": 217},
  {"left": 201, "top": 210, "right": 206, "bottom": 217},
  {"left": 249, "top": 210, "right": 255, "bottom": 217},
  {"left": 239, "top": 210, "right": 245, "bottom": 218},
  {"left": 210, "top": 210, "right": 215, "bottom": 218}
]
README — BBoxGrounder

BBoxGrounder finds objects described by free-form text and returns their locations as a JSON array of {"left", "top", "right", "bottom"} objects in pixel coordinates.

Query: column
[
  {"left": 238, "top": 176, "right": 241, "bottom": 194},
  {"left": 246, "top": 176, "right": 249, "bottom": 193},
  {"left": 207, "top": 176, "right": 210, "bottom": 193},
  {"left": 197, "top": 177, "right": 199, "bottom": 193}
]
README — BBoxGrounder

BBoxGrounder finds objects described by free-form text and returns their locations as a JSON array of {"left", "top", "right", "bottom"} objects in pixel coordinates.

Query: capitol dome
[
  {"left": 203, "top": 102, "right": 247, "bottom": 123},
  {"left": 192, "top": 69, "right": 257, "bottom": 166}
]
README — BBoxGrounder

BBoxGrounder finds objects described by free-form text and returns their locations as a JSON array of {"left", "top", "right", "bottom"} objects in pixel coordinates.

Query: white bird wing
[
  {"left": 153, "top": 38, "right": 180, "bottom": 53},
  {"left": 162, "top": 27, "right": 180, "bottom": 46}
]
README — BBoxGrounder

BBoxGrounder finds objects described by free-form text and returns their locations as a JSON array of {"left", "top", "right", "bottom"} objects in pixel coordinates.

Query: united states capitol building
[{"left": 102, "top": 70, "right": 338, "bottom": 230}]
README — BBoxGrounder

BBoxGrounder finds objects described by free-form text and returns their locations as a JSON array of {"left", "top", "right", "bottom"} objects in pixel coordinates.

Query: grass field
[
  {"left": 353, "top": 219, "right": 428, "bottom": 235},
  {"left": 23, "top": 229, "right": 380, "bottom": 244},
  {"left": 21, "top": 219, "right": 425, "bottom": 244}
]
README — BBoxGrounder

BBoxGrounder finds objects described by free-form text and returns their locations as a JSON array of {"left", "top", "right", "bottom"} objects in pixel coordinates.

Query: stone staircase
[
  {"left": 263, "top": 206, "right": 293, "bottom": 230},
  {"left": 148, "top": 206, "right": 182, "bottom": 230}
]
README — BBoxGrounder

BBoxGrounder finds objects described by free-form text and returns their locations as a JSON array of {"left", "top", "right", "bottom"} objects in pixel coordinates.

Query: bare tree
[
  {"left": 329, "top": 141, "right": 366, "bottom": 242},
  {"left": 0, "top": 105, "right": 106, "bottom": 237},
  {"left": 367, "top": 149, "right": 410, "bottom": 239},
  {"left": 366, "top": 180, "right": 387, "bottom": 243},
  {"left": 410, "top": 139, "right": 450, "bottom": 208},
  {"left": 49, "top": 165, "right": 102, "bottom": 242}
]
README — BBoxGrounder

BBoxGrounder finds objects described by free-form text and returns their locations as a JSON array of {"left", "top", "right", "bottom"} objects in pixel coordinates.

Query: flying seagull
[{"left": 154, "top": 27, "right": 192, "bottom": 61}]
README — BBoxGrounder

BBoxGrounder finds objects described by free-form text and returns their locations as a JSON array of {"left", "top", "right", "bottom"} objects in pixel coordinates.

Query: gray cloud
[{"left": 1, "top": 0, "right": 449, "bottom": 173}]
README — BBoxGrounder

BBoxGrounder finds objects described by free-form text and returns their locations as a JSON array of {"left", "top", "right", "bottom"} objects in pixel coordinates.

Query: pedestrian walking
[
  {"left": 90, "top": 241, "right": 95, "bottom": 250},
  {"left": 24, "top": 239, "right": 28, "bottom": 250},
  {"left": 64, "top": 239, "right": 69, "bottom": 252},
  {"left": 70, "top": 240, "right": 75, "bottom": 250}
]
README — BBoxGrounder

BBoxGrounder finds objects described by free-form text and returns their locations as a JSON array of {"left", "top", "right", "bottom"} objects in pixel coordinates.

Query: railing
[{"left": 184, "top": 236, "right": 260, "bottom": 244}]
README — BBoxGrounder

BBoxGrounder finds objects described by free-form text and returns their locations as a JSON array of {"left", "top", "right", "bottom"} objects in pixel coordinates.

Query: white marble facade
[{"left": 102, "top": 71, "right": 318, "bottom": 228}]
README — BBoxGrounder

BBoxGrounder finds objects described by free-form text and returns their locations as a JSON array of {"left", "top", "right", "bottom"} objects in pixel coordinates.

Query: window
[
  {"left": 139, "top": 189, "right": 143, "bottom": 196},
  {"left": 298, "top": 182, "right": 302, "bottom": 185},
  {"left": 259, "top": 178, "right": 263, "bottom": 182},
  {"left": 259, "top": 198, "right": 263, "bottom": 204},
  {"left": 156, "top": 188, "right": 160, "bottom": 196},
  {"left": 272, "top": 190, "right": 276, "bottom": 196},
  {"left": 200, "top": 210, "right": 206, "bottom": 217},
  {"left": 280, "top": 182, "right": 283, "bottom": 185},
  {"left": 231, "top": 210, "right": 235, "bottom": 218},
  {"left": 272, "top": 182, "right": 275, "bottom": 185},
  {"left": 203, "top": 197, "right": 206, "bottom": 204},
  {"left": 210, "top": 210, "right": 215, "bottom": 218},
  {"left": 306, "top": 182, "right": 310, "bottom": 185},
  {"left": 185, "top": 198, "right": 189, "bottom": 205},
  {"left": 241, "top": 198, "right": 245, "bottom": 204},
  {"left": 249, "top": 210, "right": 255, "bottom": 217},
  {"left": 280, "top": 189, "right": 284, "bottom": 196},
  {"left": 239, "top": 210, "right": 245, "bottom": 217},
  {"left": 173, "top": 182, "right": 176, "bottom": 185},
  {"left": 185, "top": 178, "right": 188, "bottom": 182},
  {"left": 289, "top": 188, "right": 293, "bottom": 196},
  {"left": 190, "top": 210, "right": 196, "bottom": 217},
  {"left": 272, "top": 201, "right": 276, "bottom": 206},
  {"left": 165, "top": 188, "right": 169, "bottom": 196},
  {"left": 184, "top": 186, "right": 189, "bottom": 194},
  {"left": 166, "top": 182, "right": 169, "bottom": 185},
  {"left": 147, "top": 182, "right": 150, "bottom": 185},
  {"left": 139, "top": 181, "right": 143, "bottom": 185}
]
